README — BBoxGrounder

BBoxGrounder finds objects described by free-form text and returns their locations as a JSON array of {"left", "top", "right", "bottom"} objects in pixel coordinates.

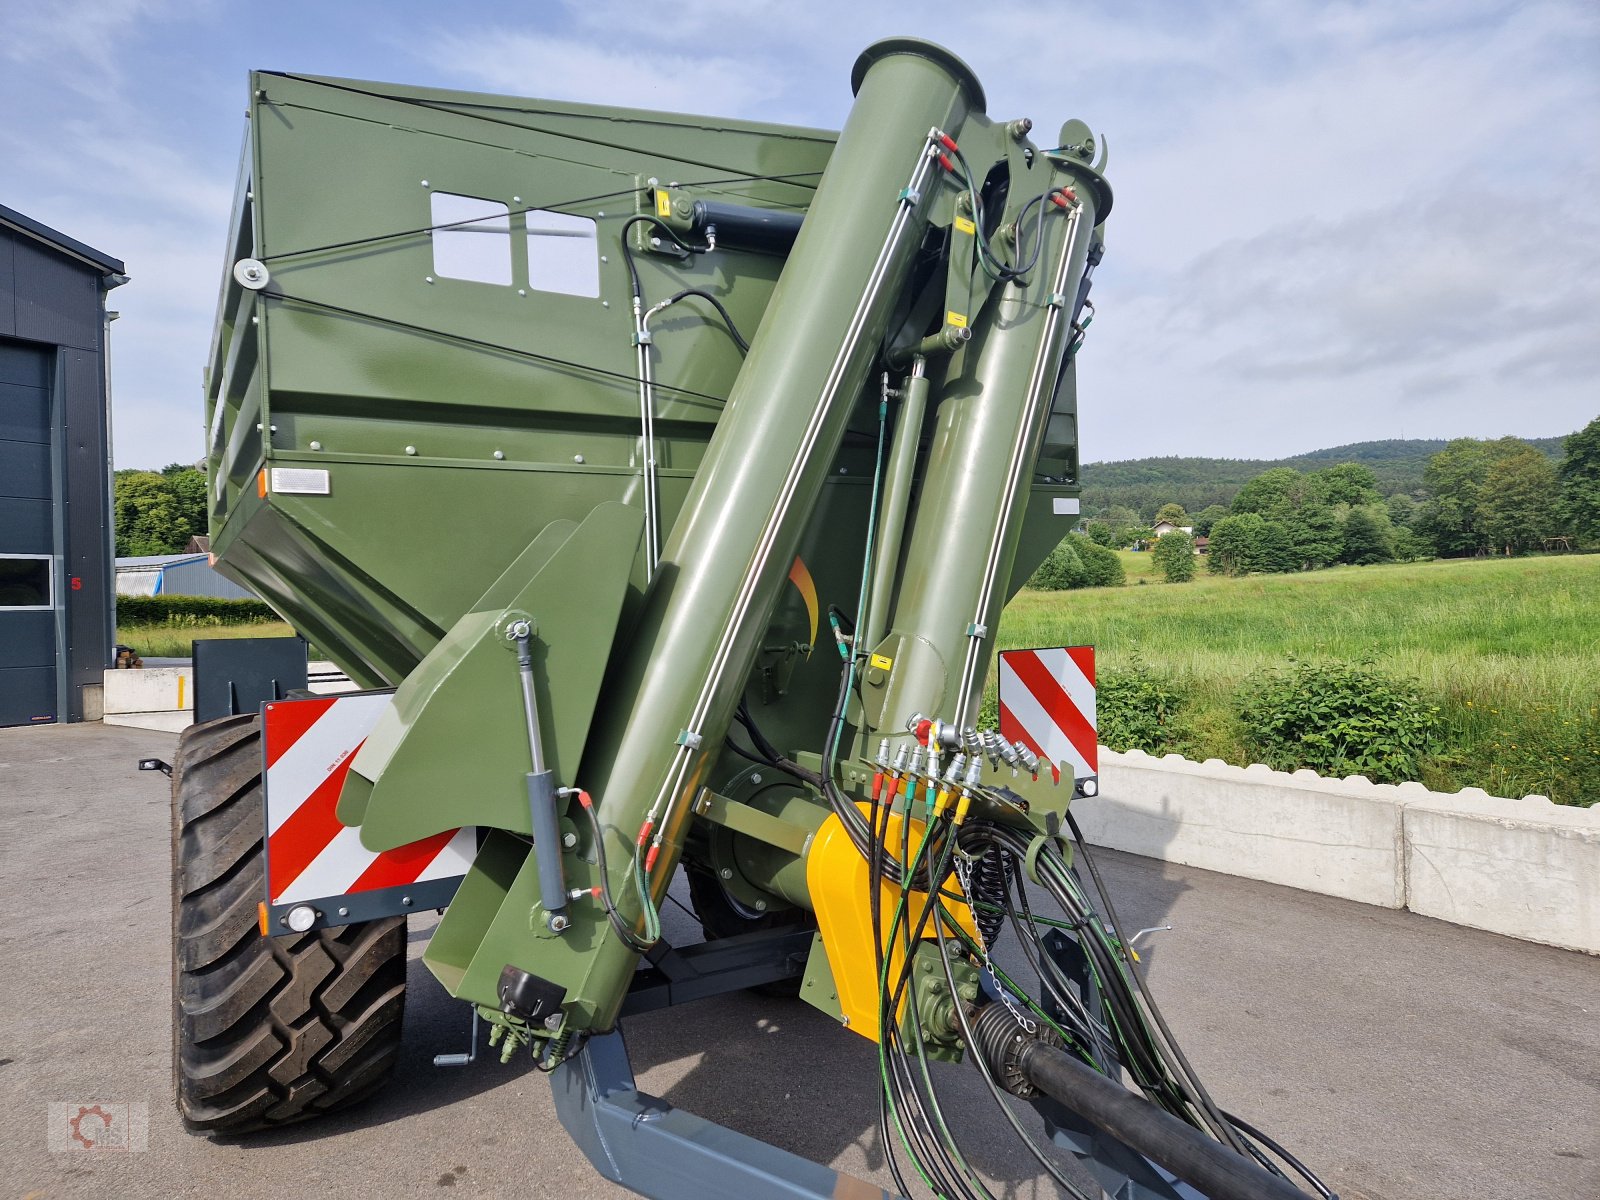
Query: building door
[{"left": 0, "top": 338, "right": 58, "bottom": 726}]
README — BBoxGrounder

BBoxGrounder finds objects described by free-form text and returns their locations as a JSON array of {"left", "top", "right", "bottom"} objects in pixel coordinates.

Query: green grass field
[
  {"left": 999, "top": 554, "right": 1600, "bottom": 805},
  {"left": 117, "top": 620, "right": 296, "bottom": 659}
]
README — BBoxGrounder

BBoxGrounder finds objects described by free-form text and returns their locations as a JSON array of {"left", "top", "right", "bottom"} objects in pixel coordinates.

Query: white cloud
[
  {"left": 427, "top": 31, "right": 782, "bottom": 116},
  {"left": 2, "top": 0, "right": 1594, "bottom": 468}
]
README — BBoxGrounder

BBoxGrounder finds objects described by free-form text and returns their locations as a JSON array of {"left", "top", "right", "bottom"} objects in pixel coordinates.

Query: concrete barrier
[
  {"left": 1078, "top": 748, "right": 1600, "bottom": 955},
  {"left": 100, "top": 661, "right": 355, "bottom": 733},
  {"left": 102, "top": 666, "right": 193, "bottom": 733}
]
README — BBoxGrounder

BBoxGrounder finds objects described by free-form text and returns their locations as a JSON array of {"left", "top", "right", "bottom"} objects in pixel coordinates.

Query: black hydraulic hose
[{"left": 1014, "top": 1038, "right": 1309, "bottom": 1200}]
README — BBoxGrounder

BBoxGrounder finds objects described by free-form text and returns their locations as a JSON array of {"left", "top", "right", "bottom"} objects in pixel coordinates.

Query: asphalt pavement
[{"left": 2, "top": 721, "right": 1596, "bottom": 1200}]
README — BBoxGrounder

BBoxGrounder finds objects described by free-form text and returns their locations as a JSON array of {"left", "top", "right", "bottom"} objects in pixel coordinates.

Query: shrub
[
  {"left": 117, "top": 595, "right": 278, "bottom": 626},
  {"left": 1075, "top": 540, "right": 1126, "bottom": 587},
  {"left": 1027, "top": 538, "right": 1084, "bottom": 590},
  {"left": 1235, "top": 658, "right": 1438, "bottom": 783},
  {"left": 1151, "top": 531, "right": 1196, "bottom": 582},
  {"left": 1097, "top": 660, "right": 1188, "bottom": 754}
]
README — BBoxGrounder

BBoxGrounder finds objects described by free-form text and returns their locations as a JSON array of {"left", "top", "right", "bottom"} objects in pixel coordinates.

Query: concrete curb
[{"left": 1077, "top": 748, "right": 1599, "bottom": 955}]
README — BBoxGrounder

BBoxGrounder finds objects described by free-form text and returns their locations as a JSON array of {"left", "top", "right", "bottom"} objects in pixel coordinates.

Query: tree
[
  {"left": 1385, "top": 492, "right": 1417, "bottom": 528},
  {"left": 1481, "top": 447, "right": 1560, "bottom": 553},
  {"left": 1085, "top": 521, "right": 1117, "bottom": 547},
  {"left": 1341, "top": 508, "right": 1393, "bottom": 565},
  {"left": 1559, "top": 416, "right": 1600, "bottom": 542},
  {"left": 1153, "top": 502, "right": 1189, "bottom": 527},
  {"left": 1291, "top": 500, "right": 1343, "bottom": 570},
  {"left": 165, "top": 468, "right": 209, "bottom": 545},
  {"left": 1419, "top": 438, "right": 1492, "bottom": 556},
  {"left": 1391, "top": 527, "right": 1433, "bottom": 562},
  {"left": 1231, "top": 467, "right": 1308, "bottom": 520},
  {"left": 1191, "top": 504, "right": 1230, "bottom": 537},
  {"left": 1312, "top": 463, "right": 1380, "bottom": 507},
  {"left": 1152, "top": 530, "right": 1196, "bottom": 581},
  {"left": 114, "top": 470, "right": 193, "bottom": 555}
]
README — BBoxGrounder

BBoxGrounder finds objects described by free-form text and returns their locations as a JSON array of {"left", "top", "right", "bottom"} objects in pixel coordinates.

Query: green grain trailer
[{"left": 171, "top": 38, "right": 1322, "bottom": 1200}]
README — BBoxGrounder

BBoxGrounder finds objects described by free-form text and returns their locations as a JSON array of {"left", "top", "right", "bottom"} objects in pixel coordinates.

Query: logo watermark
[{"left": 47, "top": 1102, "right": 149, "bottom": 1152}]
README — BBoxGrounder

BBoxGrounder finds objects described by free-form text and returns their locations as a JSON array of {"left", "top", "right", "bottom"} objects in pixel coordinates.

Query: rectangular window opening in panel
[
  {"left": 430, "top": 192, "right": 513, "bottom": 285},
  {"left": 527, "top": 210, "right": 600, "bottom": 298},
  {"left": 0, "top": 555, "right": 52, "bottom": 609}
]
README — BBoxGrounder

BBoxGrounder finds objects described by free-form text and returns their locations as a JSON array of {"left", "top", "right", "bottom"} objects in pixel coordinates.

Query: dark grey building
[
  {"left": 0, "top": 205, "right": 125, "bottom": 727},
  {"left": 116, "top": 553, "right": 256, "bottom": 600}
]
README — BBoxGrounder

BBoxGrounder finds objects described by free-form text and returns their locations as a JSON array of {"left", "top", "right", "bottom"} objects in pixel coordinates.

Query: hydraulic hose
[{"left": 1010, "top": 1034, "right": 1308, "bottom": 1200}]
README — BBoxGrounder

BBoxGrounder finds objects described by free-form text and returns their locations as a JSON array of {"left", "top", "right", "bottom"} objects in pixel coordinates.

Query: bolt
[
  {"left": 548, "top": 912, "right": 570, "bottom": 933},
  {"left": 309, "top": 440, "right": 322, "bottom": 451},
  {"left": 839, "top": 1015, "right": 850, "bottom": 1028},
  {"left": 401, "top": 895, "right": 413, "bottom": 907},
  {"left": 337, "top": 906, "right": 349, "bottom": 917},
  {"left": 544, "top": 1012, "right": 564, "bottom": 1030},
  {"left": 562, "top": 831, "right": 578, "bottom": 849},
  {"left": 421, "top": 180, "right": 430, "bottom": 187},
  {"left": 750, "top": 773, "right": 763, "bottom": 785},
  {"left": 719, "top": 868, "right": 734, "bottom": 880},
  {"left": 753, "top": 899, "right": 767, "bottom": 912},
  {"left": 600, "top": 255, "right": 608, "bottom": 263},
  {"left": 425, "top": 276, "right": 434, "bottom": 284}
]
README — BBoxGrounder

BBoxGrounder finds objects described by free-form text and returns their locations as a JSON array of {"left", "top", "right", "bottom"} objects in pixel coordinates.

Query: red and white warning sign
[
  {"left": 263, "top": 693, "right": 475, "bottom": 916},
  {"left": 997, "top": 645, "right": 1097, "bottom": 785}
]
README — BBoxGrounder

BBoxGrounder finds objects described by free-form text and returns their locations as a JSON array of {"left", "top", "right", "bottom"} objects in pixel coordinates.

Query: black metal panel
[
  {"left": 0, "top": 665, "right": 56, "bottom": 725},
  {"left": 11, "top": 237, "right": 101, "bottom": 350},
  {"left": 0, "top": 496, "right": 51, "bottom": 554},
  {"left": 0, "top": 441, "right": 50, "bottom": 499},
  {"left": 0, "top": 233, "right": 15, "bottom": 333},
  {"left": 0, "top": 611, "right": 54, "bottom": 668},
  {"left": 60, "top": 346, "right": 112, "bottom": 712},
  {"left": 0, "top": 381, "right": 50, "bottom": 443},
  {"left": 193, "top": 636, "right": 309, "bottom": 723},
  {"left": 0, "top": 339, "right": 50, "bottom": 386}
]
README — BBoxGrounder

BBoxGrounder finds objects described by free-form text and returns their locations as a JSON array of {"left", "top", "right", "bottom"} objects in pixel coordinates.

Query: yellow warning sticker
[
  {"left": 946, "top": 311, "right": 969, "bottom": 330},
  {"left": 869, "top": 653, "right": 895, "bottom": 671},
  {"left": 954, "top": 216, "right": 977, "bottom": 236},
  {"left": 655, "top": 190, "right": 672, "bottom": 218}
]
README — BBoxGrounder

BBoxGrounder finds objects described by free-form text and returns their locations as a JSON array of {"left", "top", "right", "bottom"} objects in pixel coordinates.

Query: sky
[{"left": 2, "top": 0, "right": 1596, "bottom": 470}]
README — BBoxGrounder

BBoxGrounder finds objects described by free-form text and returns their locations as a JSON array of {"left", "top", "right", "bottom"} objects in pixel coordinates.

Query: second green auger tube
[{"left": 425, "top": 39, "right": 989, "bottom": 1036}]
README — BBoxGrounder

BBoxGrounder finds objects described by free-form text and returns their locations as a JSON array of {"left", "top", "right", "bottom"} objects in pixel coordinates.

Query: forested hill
[{"left": 1081, "top": 436, "right": 1568, "bottom": 519}]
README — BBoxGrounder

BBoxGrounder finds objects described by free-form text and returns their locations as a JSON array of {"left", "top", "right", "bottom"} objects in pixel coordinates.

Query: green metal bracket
[
  {"left": 341, "top": 502, "right": 644, "bottom": 849},
  {"left": 691, "top": 787, "right": 812, "bottom": 857}
]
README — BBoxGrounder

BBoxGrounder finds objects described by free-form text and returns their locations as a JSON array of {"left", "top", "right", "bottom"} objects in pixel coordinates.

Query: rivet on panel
[
  {"left": 421, "top": 179, "right": 430, "bottom": 187},
  {"left": 493, "top": 450, "right": 505, "bottom": 460},
  {"left": 405, "top": 445, "right": 417, "bottom": 456},
  {"left": 309, "top": 441, "right": 323, "bottom": 451},
  {"left": 425, "top": 276, "right": 435, "bottom": 284},
  {"left": 573, "top": 454, "right": 585, "bottom": 464}
]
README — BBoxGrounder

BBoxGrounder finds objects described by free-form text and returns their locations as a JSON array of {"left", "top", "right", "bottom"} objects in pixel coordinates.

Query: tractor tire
[
  {"left": 171, "top": 712, "right": 407, "bottom": 1134},
  {"left": 685, "top": 865, "right": 814, "bottom": 997}
]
